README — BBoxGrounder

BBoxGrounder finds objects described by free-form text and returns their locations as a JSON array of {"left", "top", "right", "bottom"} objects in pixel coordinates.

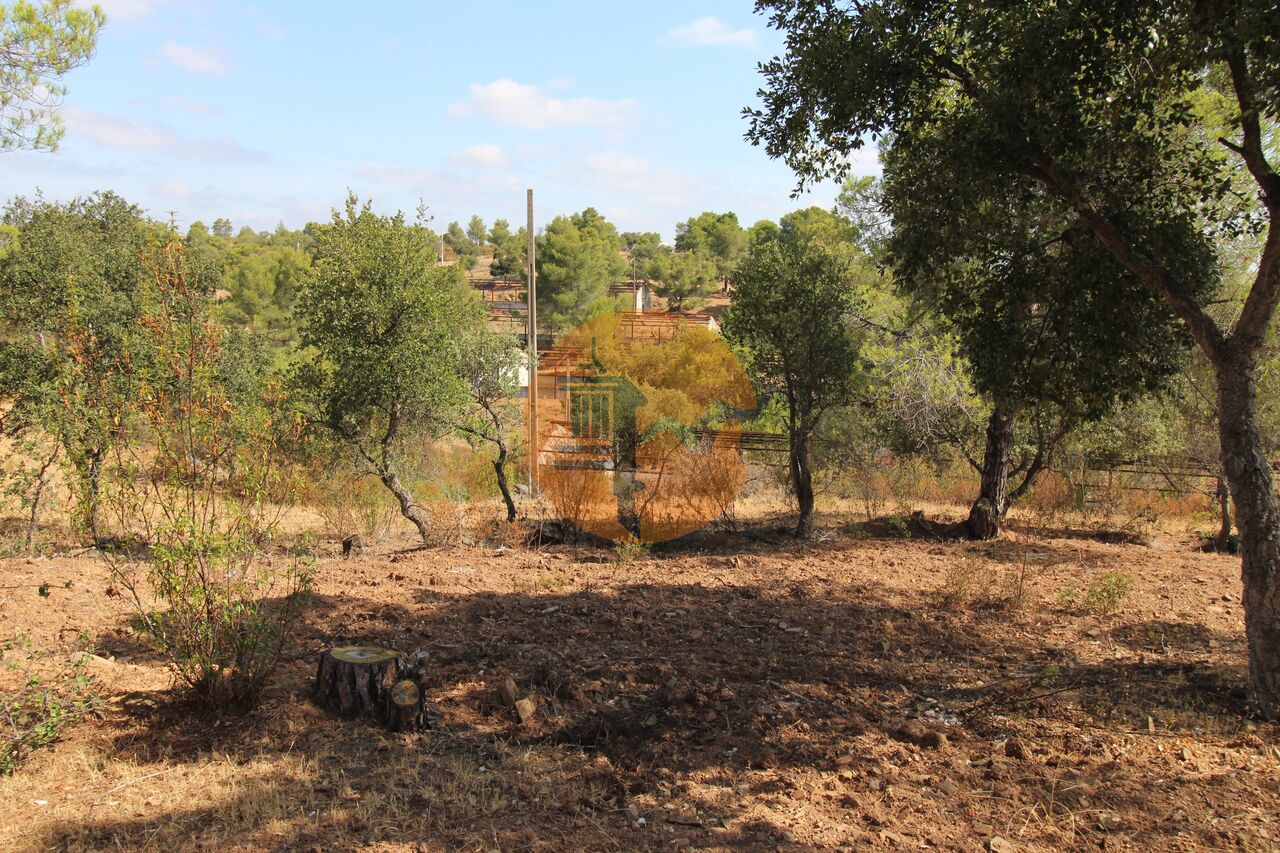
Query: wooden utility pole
[{"left": 526, "top": 188, "right": 539, "bottom": 494}]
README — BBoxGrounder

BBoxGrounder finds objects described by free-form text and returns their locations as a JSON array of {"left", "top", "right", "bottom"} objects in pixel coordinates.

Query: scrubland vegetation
[{"left": 1, "top": 0, "right": 1279, "bottom": 850}]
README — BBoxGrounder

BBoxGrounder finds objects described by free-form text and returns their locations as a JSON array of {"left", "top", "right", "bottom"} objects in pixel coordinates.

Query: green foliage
[
  {"left": 883, "top": 136, "right": 1196, "bottom": 427},
  {"left": 833, "top": 176, "right": 888, "bottom": 259},
  {"left": 674, "top": 211, "right": 746, "bottom": 281},
  {"left": 0, "top": 191, "right": 158, "bottom": 538},
  {"left": 777, "top": 206, "right": 854, "bottom": 251},
  {"left": 724, "top": 229, "right": 871, "bottom": 532},
  {"left": 0, "top": 0, "right": 103, "bottom": 151},
  {"left": 535, "top": 207, "right": 627, "bottom": 332},
  {"left": 1084, "top": 572, "right": 1134, "bottom": 615},
  {"left": 488, "top": 220, "right": 525, "bottom": 278},
  {"left": 621, "top": 231, "right": 667, "bottom": 270},
  {"left": 746, "top": 219, "right": 779, "bottom": 249},
  {"left": 0, "top": 633, "right": 98, "bottom": 775},
  {"left": 293, "top": 195, "right": 484, "bottom": 539},
  {"left": 454, "top": 326, "right": 525, "bottom": 520},
  {"left": 466, "top": 214, "right": 487, "bottom": 246},
  {"left": 107, "top": 237, "right": 311, "bottom": 708},
  {"left": 488, "top": 218, "right": 512, "bottom": 246},
  {"left": 646, "top": 250, "right": 717, "bottom": 310},
  {"left": 444, "top": 220, "right": 477, "bottom": 270},
  {"left": 216, "top": 239, "right": 310, "bottom": 353},
  {"left": 725, "top": 237, "right": 868, "bottom": 424}
]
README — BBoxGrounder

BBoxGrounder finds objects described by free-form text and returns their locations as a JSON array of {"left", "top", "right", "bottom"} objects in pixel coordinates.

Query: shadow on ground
[{"left": 55, "top": 538, "right": 1267, "bottom": 851}]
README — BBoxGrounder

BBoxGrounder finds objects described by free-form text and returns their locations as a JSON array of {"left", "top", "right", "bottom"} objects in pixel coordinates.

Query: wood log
[
  {"left": 386, "top": 678, "right": 427, "bottom": 732},
  {"left": 314, "top": 645, "right": 402, "bottom": 720}
]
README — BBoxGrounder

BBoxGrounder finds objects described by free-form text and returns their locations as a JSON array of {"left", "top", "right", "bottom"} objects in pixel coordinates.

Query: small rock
[
  {"left": 498, "top": 678, "right": 519, "bottom": 707},
  {"left": 937, "top": 778, "right": 958, "bottom": 796},
  {"left": 1177, "top": 747, "right": 1192, "bottom": 761},
  {"left": 1097, "top": 814, "right": 1123, "bottom": 832},
  {"left": 515, "top": 696, "right": 537, "bottom": 723},
  {"left": 835, "top": 753, "right": 855, "bottom": 767},
  {"left": 1004, "top": 738, "right": 1030, "bottom": 760},
  {"left": 1085, "top": 627, "right": 1103, "bottom": 639},
  {"left": 987, "top": 836, "right": 1015, "bottom": 853}
]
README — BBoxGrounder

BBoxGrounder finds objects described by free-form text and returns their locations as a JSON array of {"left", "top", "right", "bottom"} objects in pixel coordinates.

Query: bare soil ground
[{"left": 1, "top": 518, "right": 1277, "bottom": 852}]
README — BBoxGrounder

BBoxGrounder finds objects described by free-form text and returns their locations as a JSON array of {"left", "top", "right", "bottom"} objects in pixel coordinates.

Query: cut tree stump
[
  {"left": 314, "top": 646, "right": 403, "bottom": 721},
  {"left": 386, "top": 679, "right": 428, "bottom": 732}
]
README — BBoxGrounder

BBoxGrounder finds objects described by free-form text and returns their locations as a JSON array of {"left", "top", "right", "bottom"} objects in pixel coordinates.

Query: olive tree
[
  {"left": 454, "top": 328, "right": 524, "bottom": 522},
  {"left": 724, "top": 233, "right": 869, "bottom": 536},
  {"left": 294, "top": 196, "right": 483, "bottom": 542},
  {"left": 0, "top": 192, "right": 155, "bottom": 541}
]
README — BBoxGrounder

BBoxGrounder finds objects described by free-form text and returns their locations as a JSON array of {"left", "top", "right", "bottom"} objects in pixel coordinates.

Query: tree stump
[
  {"left": 314, "top": 646, "right": 403, "bottom": 720},
  {"left": 386, "top": 679, "right": 428, "bottom": 732}
]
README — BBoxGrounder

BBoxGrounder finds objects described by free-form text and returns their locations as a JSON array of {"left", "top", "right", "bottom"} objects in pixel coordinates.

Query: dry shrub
[
  {"left": 482, "top": 518, "right": 531, "bottom": 549},
  {"left": 1019, "top": 469, "right": 1076, "bottom": 528},
  {"left": 941, "top": 551, "right": 1036, "bottom": 612},
  {"left": 941, "top": 556, "right": 984, "bottom": 610},
  {"left": 306, "top": 464, "right": 399, "bottom": 543},
  {"left": 105, "top": 240, "right": 312, "bottom": 709},
  {"left": 419, "top": 498, "right": 471, "bottom": 545}
]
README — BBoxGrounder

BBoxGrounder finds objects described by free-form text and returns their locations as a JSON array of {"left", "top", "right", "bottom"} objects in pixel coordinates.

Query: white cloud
[
  {"left": 65, "top": 107, "right": 169, "bottom": 150},
  {"left": 155, "top": 181, "right": 191, "bottom": 198},
  {"left": 160, "top": 96, "right": 222, "bottom": 115},
  {"left": 155, "top": 42, "right": 229, "bottom": 74},
  {"left": 246, "top": 5, "right": 287, "bottom": 40},
  {"left": 448, "top": 79, "right": 634, "bottom": 131},
  {"left": 452, "top": 143, "right": 508, "bottom": 170},
  {"left": 666, "top": 16, "right": 756, "bottom": 47},
  {"left": 572, "top": 151, "right": 695, "bottom": 209},
  {"left": 64, "top": 107, "right": 267, "bottom": 163}
]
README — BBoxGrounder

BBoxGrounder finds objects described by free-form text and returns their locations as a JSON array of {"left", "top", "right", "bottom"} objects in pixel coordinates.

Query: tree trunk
[
  {"left": 24, "top": 446, "right": 58, "bottom": 554},
  {"left": 380, "top": 468, "right": 431, "bottom": 543},
  {"left": 83, "top": 447, "right": 103, "bottom": 544},
  {"left": 314, "top": 646, "right": 430, "bottom": 731},
  {"left": 1213, "top": 475, "right": 1236, "bottom": 553},
  {"left": 1215, "top": 352, "right": 1280, "bottom": 721},
  {"left": 789, "top": 427, "right": 814, "bottom": 537},
  {"left": 967, "top": 408, "right": 1013, "bottom": 540},
  {"left": 494, "top": 442, "right": 516, "bottom": 523}
]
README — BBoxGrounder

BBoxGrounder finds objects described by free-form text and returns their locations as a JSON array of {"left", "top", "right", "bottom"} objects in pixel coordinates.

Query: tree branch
[
  {"left": 1029, "top": 154, "right": 1226, "bottom": 359},
  {"left": 1223, "top": 48, "right": 1280, "bottom": 352}
]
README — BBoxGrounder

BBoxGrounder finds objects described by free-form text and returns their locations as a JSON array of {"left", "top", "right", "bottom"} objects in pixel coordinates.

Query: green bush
[
  {"left": 1, "top": 634, "right": 98, "bottom": 775},
  {"left": 1083, "top": 571, "right": 1133, "bottom": 615}
]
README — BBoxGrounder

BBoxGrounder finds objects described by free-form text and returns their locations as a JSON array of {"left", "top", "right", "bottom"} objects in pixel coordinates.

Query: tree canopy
[
  {"left": 293, "top": 196, "right": 483, "bottom": 541},
  {"left": 0, "top": 0, "right": 103, "bottom": 151},
  {"left": 535, "top": 207, "right": 626, "bottom": 332},
  {"left": 744, "top": 0, "right": 1280, "bottom": 718}
]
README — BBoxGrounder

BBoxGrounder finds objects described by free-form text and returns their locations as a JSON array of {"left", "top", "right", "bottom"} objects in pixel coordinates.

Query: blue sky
[{"left": 1, "top": 1, "right": 879, "bottom": 240}]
